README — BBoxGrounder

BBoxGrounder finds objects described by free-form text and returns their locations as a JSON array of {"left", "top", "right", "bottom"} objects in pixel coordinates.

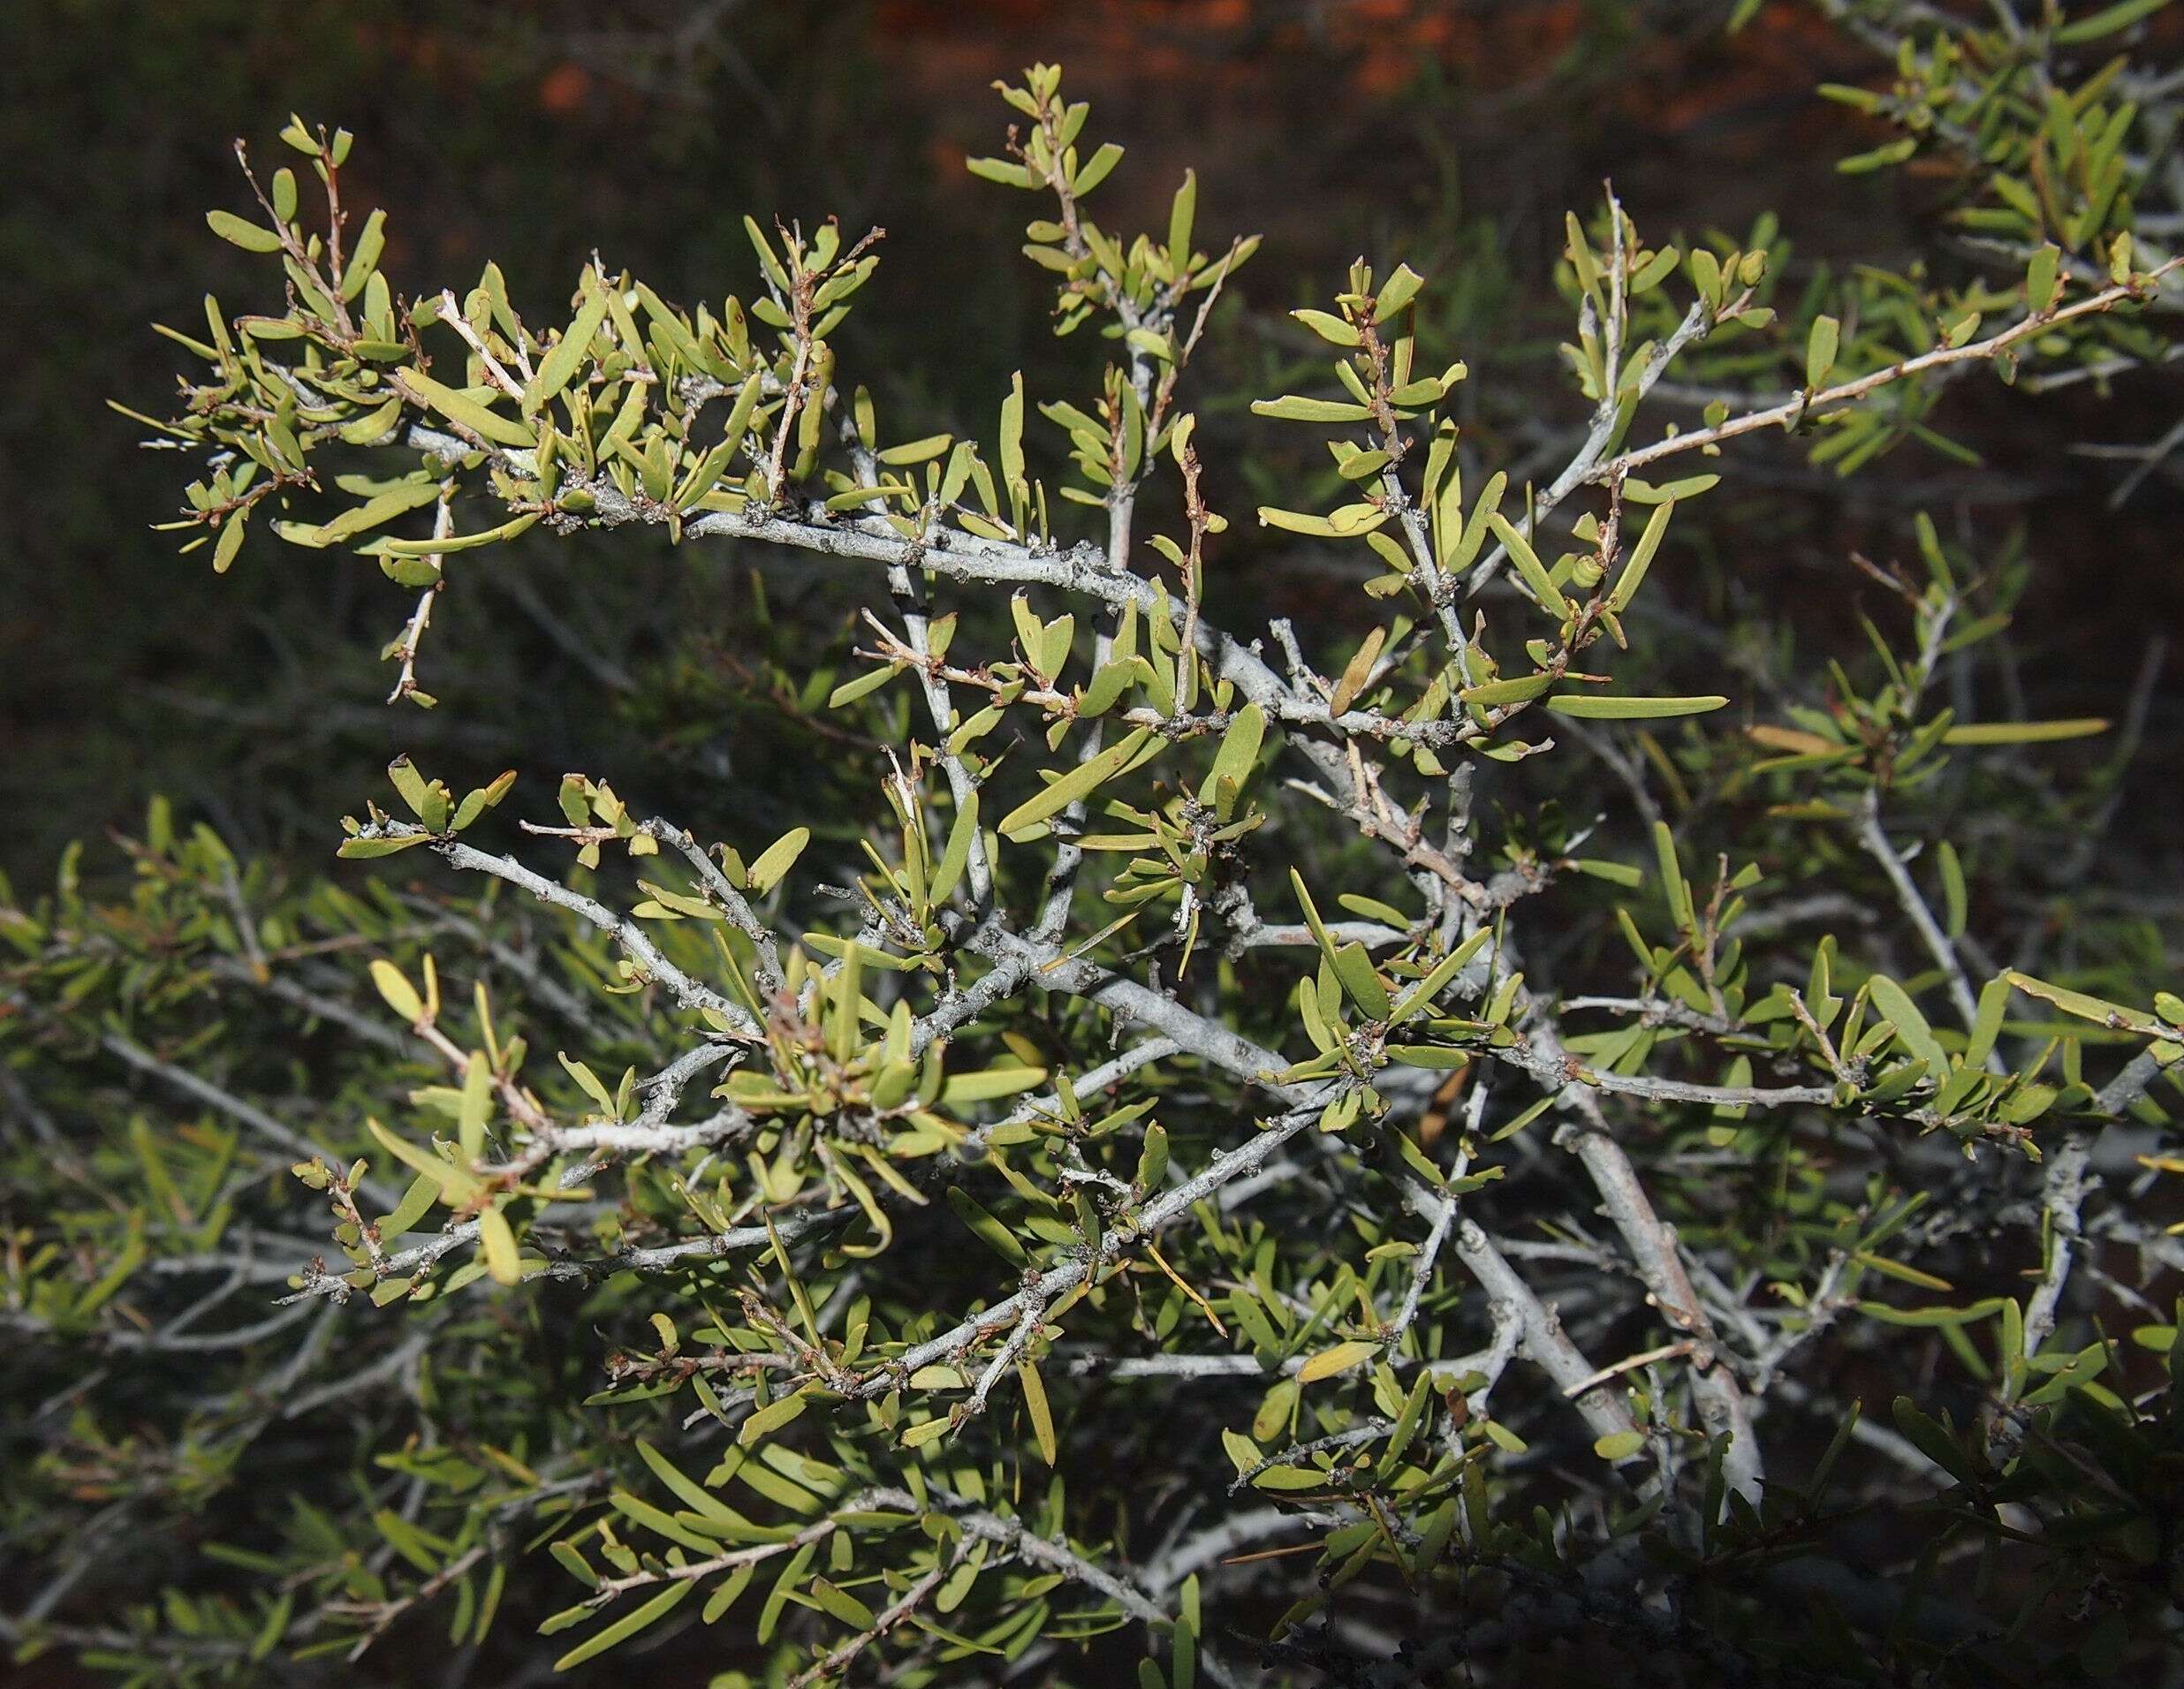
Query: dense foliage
[{"left": 7, "top": 7, "right": 2184, "bottom": 1684}]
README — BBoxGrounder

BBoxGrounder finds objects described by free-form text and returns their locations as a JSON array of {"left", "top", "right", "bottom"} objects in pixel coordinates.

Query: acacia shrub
[{"left": 7, "top": 48, "right": 2184, "bottom": 1686}]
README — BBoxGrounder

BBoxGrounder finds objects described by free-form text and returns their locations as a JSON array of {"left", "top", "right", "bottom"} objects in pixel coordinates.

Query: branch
[
  {"left": 1599, "top": 258, "right": 2184, "bottom": 486},
  {"left": 1467, "top": 299, "right": 1713, "bottom": 595},
  {"left": 436, "top": 838, "right": 762, "bottom": 1038},
  {"left": 1856, "top": 790, "right": 1995, "bottom": 1066},
  {"left": 100, "top": 1031, "right": 403, "bottom": 1208}
]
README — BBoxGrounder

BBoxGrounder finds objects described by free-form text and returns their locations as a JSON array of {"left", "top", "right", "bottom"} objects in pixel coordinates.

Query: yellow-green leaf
[
  {"left": 739, "top": 1391, "right": 809, "bottom": 1448},
  {"left": 1941, "top": 719, "right": 2108, "bottom": 745},
  {"left": 998, "top": 728, "right": 1154, "bottom": 840},
  {"left": 1020, "top": 1360, "right": 1058, "bottom": 1466},
  {"left": 551, "top": 1581, "right": 694, "bottom": 1671},
  {"left": 400, "top": 369, "right": 538, "bottom": 450},
  {"left": 478, "top": 1206, "right": 521, "bottom": 1285},
  {"left": 527, "top": 285, "right": 610, "bottom": 414},
  {"left": 207, "top": 209, "right": 283, "bottom": 254},
  {"left": 1543, "top": 693, "right": 1727, "bottom": 720},
  {"left": 2005, "top": 972, "right": 2163, "bottom": 1036},
  {"left": 370, "top": 959, "right": 424, "bottom": 1023},
  {"left": 747, "top": 827, "right": 810, "bottom": 894},
  {"left": 1297, "top": 1339, "right": 1377, "bottom": 1384}
]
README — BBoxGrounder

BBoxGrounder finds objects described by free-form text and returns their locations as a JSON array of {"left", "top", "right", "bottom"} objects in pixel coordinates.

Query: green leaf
[
  {"left": 478, "top": 1206, "right": 521, "bottom": 1286},
  {"left": 1606, "top": 498, "right": 1673, "bottom": 612},
  {"left": 1652, "top": 821, "right": 1691, "bottom": 933},
  {"left": 1297, "top": 1339, "right": 1377, "bottom": 1384},
  {"left": 967, "top": 155, "right": 1036, "bottom": 188},
  {"left": 756, "top": 1539, "right": 821, "bottom": 1640},
  {"left": 207, "top": 210, "right": 283, "bottom": 254},
  {"left": 1804, "top": 314, "right": 1839, "bottom": 390},
  {"left": 938, "top": 1065, "right": 1047, "bottom": 1106},
  {"left": 338, "top": 209, "right": 387, "bottom": 300},
  {"left": 1167, "top": 169, "right": 1197, "bottom": 261},
  {"left": 337, "top": 833, "right": 429, "bottom": 859},
  {"left": 385, "top": 755, "right": 436, "bottom": 822},
  {"left": 1937, "top": 841, "right": 1967, "bottom": 940},
  {"left": 1866, "top": 974, "right": 1945, "bottom": 1074},
  {"left": 827, "top": 665, "right": 901, "bottom": 709},
  {"left": 1566, "top": 211, "right": 1601, "bottom": 298},
  {"left": 1020, "top": 1360, "right": 1058, "bottom": 1466},
  {"left": 1460, "top": 673, "right": 1554, "bottom": 708},
  {"left": 1544, "top": 693, "right": 1727, "bottom": 720},
  {"left": 212, "top": 515, "right": 249, "bottom": 574},
  {"left": 630, "top": 1444, "right": 749, "bottom": 1536},
  {"left": 1858, "top": 1296, "right": 2006, "bottom": 1328},
  {"left": 526, "top": 284, "right": 610, "bottom": 414},
  {"left": 2005, "top": 972, "right": 2164, "bottom": 1036},
  {"left": 453, "top": 1053, "right": 494, "bottom": 1160},
  {"left": 1387, "top": 929, "right": 1490, "bottom": 1023},
  {"left": 548, "top": 1541, "right": 597, "bottom": 1589},
  {"left": 1386, "top": 1045, "right": 1473, "bottom": 1069},
  {"left": 366, "top": 1118, "right": 476, "bottom": 1200},
  {"left": 2025, "top": 244, "right": 2062, "bottom": 314},
  {"left": 1688, "top": 246, "right": 1723, "bottom": 304},
  {"left": 1202, "top": 703, "right": 1265, "bottom": 815},
  {"left": 999, "top": 371, "right": 1026, "bottom": 494},
  {"left": 1332, "top": 943, "right": 1391, "bottom": 1020},
  {"left": 285, "top": 479, "right": 444, "bottom": 549},
  {"left": 2053, "top": 0, "right": 2171, "bottom": 46},
  {"left": 1375, "top": 264, "right": 1426, "bottom": 319},
  {"left": 558, "top": 1052, "right": 618, "bottom": 1116},
  {"left": 1629, "top": 245, "right": 1680, "bottom": 294},
  {"left": 370, "top": 959, "right": 424, "bottom": 1022},
  {"left": 739, "top": 1391, "right": 809, "bottom": 1448},
  {"left": 378, "top": 512, "right": 541, "bottom": 557},
  {"left": 1889, "top": 1397, "right": 1971, "bottom": 1480},
  {"left": 400, "top": 369, "right": 538, "bottom": 450},
  {"left": 1940, "top": 718, "right": 2108, "bottom": 745},
  {"left": 1256, "top": 504, "right": 1388, "bottom": 538},
  {"left": 551, "top": 1580, "right": 695, "bottom": 1671},
  {"left": 747, "top": 827, "right": 810, "bottom": 893},
  {"left": 1291, "top": 308, "right": 1360, "bottom": 346},
  {"left": 1073, "top": 141, "right": 1124, "bottom": 194},
  {"left": 451, "top": 770, "right": 516, "bottom": 832},
  {"left": 1965, "top": 977, "right": 2011, "bottom": 1071},
  {"left": 382, "top": 1172, "right": 439, "bottom": 1239},
  {"left": 1484, "top": 512, "right": 1562, "bottom": 611},
  {"left": 373, "top": 1508, "right": 441, "bottom": 1573},
  {"left": 809, "top": 1577, "right": 876, "bottom": 1631},
  {"left": 1443, "top": 470, "right": 1506, "bottom": 574},
  {"left": 899, "top": 1416, "right": 952, "bottom": 1450},
  {"left": 1825, "top": 138, "right": 1913, "bottom": 174},
  {"left": 946, "top": 1188, "right": 1028, "bottom": 1267},
  {"left": 1329, "top": 628, "right": 1386, "bottom": 717},
  {"left": 701, "top": 1565, "right": 756, "bottom": 1624},
  {"left": 1288, "top": 869, "right": 1339, "bottom": 967},
  {"left": 1135, "top": 1122, "right": 1169, "bottom": 1193},
  {"left": 877, "top": 433, "right": 953, "bottom": 466},
  {"left": 1249, "top": 395, "right": 1374, "bottom": 424},
  {"left": 931, "top": 792, "right": 980, "bottom": 904},
  {"left": 1851, "top": 1252, "right": 1953, "bottom": 1291},
  {"left": 997, "top": 727, "right": 1154, "bottom": 840},
  {"left": 1594, "top": 1430, "right": 1645, "bottom": 1461}
]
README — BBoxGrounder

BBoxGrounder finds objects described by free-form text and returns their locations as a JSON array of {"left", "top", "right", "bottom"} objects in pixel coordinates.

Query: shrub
[{"left": 8, "top": 38, "right": 2184, "bottom": 1685}]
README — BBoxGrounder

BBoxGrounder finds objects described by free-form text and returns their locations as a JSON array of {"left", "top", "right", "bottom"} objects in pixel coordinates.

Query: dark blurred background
[{"left": 4, "top": 0, "right": 2179, "bottom": 892}]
